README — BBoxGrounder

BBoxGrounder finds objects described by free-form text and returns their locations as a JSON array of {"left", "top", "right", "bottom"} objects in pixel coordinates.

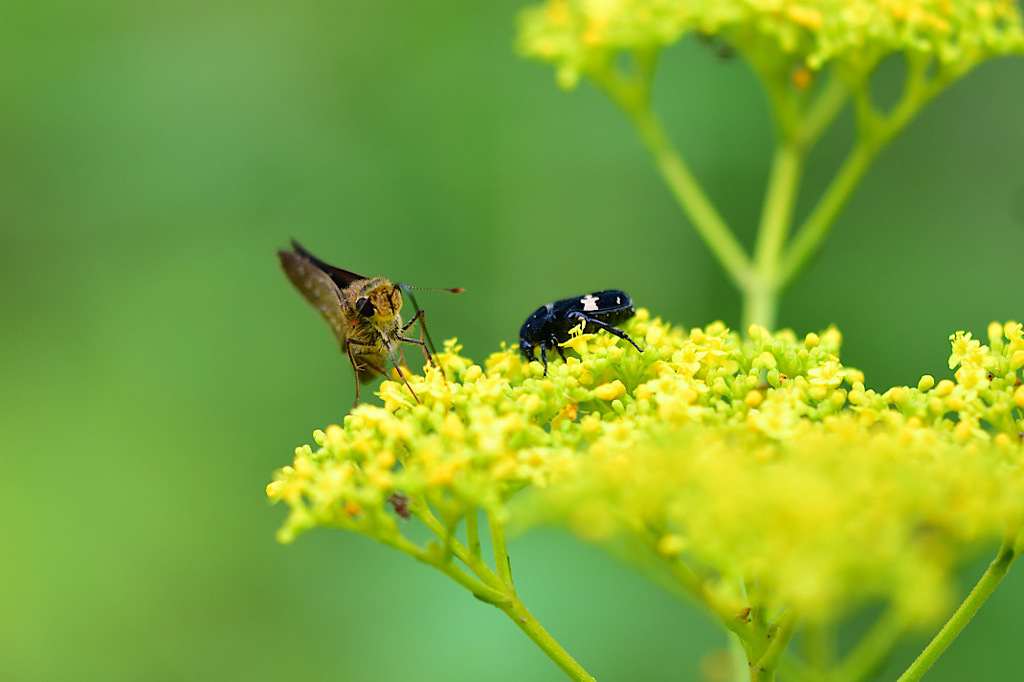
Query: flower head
[
  {"left": 270, "top": 315, "right": 1024, "bottom": 627},
  {"left": 517, "top": 0, "right": 1024, "bottom": 89}
]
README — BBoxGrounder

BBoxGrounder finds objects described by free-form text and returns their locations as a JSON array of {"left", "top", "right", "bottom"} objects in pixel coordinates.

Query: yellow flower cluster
[
  {"left": 269, "top": 313, "right": 1024, "bottom": 626},
  {"left": 516, "top": 0, "right": 1024, "bottom": 88}
]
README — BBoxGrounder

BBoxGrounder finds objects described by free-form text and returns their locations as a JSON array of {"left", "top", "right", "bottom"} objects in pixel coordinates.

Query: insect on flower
[
  {"left": 519, "top": 290, "right": 642, "bottom": 375},
  {"left": 278, "top": 240, "right": 463, "bottom": 407}
]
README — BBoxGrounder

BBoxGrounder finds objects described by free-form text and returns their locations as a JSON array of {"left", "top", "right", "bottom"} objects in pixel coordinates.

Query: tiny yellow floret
[
  {"left": 294, "top": 455, "right": 312, "bottom": 477},
  {"left": 464, "top": 364, "right": 483, "bottom": 383},
  {"left": 1011, "top": 351, "right": 1024, "bottom": 371},
  {"left": 935, "top": 379, "right": 956, "bottom": 397},
  {"left": 787, "top": 5, "right": 823, "bottom": 29},
  {"left": 657, "top": 534, "right": 687, "bottom": 556},
  {"left": 266, "top": 480, "right": 285, "bottom": 499},
  {"left": 886, "top": 387, "right": 908, "bottom": 405},
  {"left": 325, "top": 424, "right": 345, "bottom": 452}
]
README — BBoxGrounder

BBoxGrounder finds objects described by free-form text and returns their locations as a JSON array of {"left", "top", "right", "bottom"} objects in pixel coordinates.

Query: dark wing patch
[
  {"left": 289, "top": 240, "right": 367, "bottom": 290},
  {"left": 278, "top": 250, "right": 348, "bottom": 349}
]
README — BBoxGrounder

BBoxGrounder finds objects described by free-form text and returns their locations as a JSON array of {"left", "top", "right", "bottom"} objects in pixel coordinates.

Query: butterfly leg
[
  {"left": 379, "top": 336, "right": 422, "bottom": 405},
  {"left": 398, "top": 308, "right": 435, "bottom": 369},
  {"left": 346, "top": 343, "right": 363, "bottom": 409},
  {"left": 346, "top": 341, "right": 388, "bottom": 408}
]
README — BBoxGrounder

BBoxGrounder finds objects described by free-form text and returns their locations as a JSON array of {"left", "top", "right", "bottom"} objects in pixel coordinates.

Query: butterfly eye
[{"left": 355, "top": 297, "right": 376, "bottom": 317}]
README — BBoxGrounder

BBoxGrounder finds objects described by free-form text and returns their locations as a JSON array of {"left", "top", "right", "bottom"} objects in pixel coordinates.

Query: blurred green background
[{"left": 3, "top": 1, "right": 1024, "bottom": 680}]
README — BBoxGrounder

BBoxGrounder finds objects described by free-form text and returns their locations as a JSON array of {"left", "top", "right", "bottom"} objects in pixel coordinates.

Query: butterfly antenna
[{"left": 397, "top": 283, "right": 463, "bottom": 356}]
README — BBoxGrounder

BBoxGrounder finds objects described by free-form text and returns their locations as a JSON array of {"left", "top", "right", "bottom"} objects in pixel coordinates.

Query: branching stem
[
  {"left": 403, "top": 500, "right": 595, "bottom": 681},
  {"left": 897, "top": 536, "right": 1020, "bottom": 682}
]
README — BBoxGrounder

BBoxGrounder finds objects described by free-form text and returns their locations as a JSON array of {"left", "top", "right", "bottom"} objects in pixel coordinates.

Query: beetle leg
[
  {"left": 575, "top": 314, "right": 643, "bottom": 353},
  {"left": 554, "top": 338, "right": 568, "bottom": 363},
  {"left": 523, "top": 343, "right": 536, "bottom": 362}
]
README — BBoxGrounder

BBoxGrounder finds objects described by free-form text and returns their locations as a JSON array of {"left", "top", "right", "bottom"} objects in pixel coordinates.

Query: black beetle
[{"left": 519, "top": 290, "right": 642, "bottom": 375}]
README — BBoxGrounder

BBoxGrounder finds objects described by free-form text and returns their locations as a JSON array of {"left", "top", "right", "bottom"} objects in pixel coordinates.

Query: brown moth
[{"left": 278, "top": 240, "right": 462, "bottom": 407}]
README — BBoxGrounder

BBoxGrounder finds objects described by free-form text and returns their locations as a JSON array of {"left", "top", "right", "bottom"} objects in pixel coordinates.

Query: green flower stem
[
  {"left": 595, "top": 66, "right": 752, "bottom": 292},
  {"left": 494, "top": 593, "right": 597, "bottom": 682},
  {"left": 1012, "top": 522, "right": 1024, "bottom": 555},
  {"left": 745, "top": 67, "right": 850, "bottom": 331},
  {"left": 729, "top": 635, "right": 753, "bottom": 682},
  {"left": 754, "top": 143, "right": 802, "bottom": 276},
  {"left": 630, "top": 105, "right": 752, "bottom": 289},
  {"left": 410, "top": 501, "right": 595, "bottom": 681},
  {"left": 800, "top": 72, "right": 851, "bottom": 149},
  {"left": 666, "top": 555, "right": 755, "bottom": 644},
  {"left": 751, "top": 610, "right": 800, "bottom": 682},
  {"left": 593, "top": 56, "right": 881, "bottom": 331},
  {"left": 466, "top": 510, "right": 482, "bottom": 559},
  {"left": 832, "top": 607, "right": 907, "bottom": 682},
  {"left": 418, "top": 548, "right": 507, "bottom": 603},
  {"left": 486, "top": 512, "right": 597, "bottom": 682},
  {"left": 597, "top": 57, "right": 858, "bottom": 331},
  {"left": 574, "top": 37, "right": 982, "bottom": 334},
  {"left": 410, "top": 502, "right": 504, "bottom": 590},
  {"left": 412, "top": 547, "right": 595, "bottom": 682},
  {"left": 488, "top": 512, "right": 514, "bottom": 587},
  {"left": 631, "top": 526, "right": 758, "bottom": 647},
  {"left": 896, "top": 539, "right": 1020, "bottom": 682},
  {"left": 747, "top": 140, "right": 804, "bottom": 330},
  {"left": 778, "top": 139, "right": 878, "bottom": 288},
  {"left": 371, "top": 526, "right": 507, "bottom": 603},
  {"left": 781, "top": 55, "right": 943, "bottom": 289}
]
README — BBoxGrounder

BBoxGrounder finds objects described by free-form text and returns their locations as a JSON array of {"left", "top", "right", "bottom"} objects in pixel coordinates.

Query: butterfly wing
[
  {"left": 278, "top": 249, "right": 349, "bottom": 350},
  {"left": 289, "top": 240, "right": 367, "bottom": 291}
]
